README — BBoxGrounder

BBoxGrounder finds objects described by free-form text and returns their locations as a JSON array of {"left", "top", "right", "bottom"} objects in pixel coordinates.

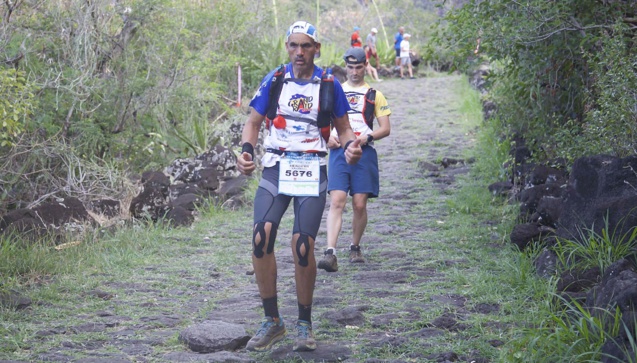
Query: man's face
[
  {"left": 286, "top": 33, "right": 320, "bottom": 68},
  {"left": 345, "top": 62, "right": 366, "bottom": 83}
]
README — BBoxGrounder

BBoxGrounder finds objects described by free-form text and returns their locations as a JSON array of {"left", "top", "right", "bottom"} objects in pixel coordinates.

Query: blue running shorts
[{"left": 327, "top": 145, "right": 379, "bottom": 198}]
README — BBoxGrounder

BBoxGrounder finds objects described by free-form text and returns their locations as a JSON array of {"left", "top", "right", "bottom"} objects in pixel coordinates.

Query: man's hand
[
  {"left": 237, "top": 152, "right": 255, "bottom": 175},
  {"left": 345, "top": 138, "right": 362, "bottom": 165},
  {"left": 358, "top": 134, "right": 369, "bottom": 146},
  {"left": 327, "top": 134, "right": 341, "bottom": 149}
]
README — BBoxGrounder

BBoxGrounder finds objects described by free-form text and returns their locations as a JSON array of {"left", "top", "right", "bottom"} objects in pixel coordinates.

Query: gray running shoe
[
  {"left": 293, "top": 320, "right": 317, "bottom": 351},
  {"left": 349, "top": 245, "right": 365, "bottom": 263},
  {"left": 246, "top": 317, "right": 286, "bottom": 352},
  {"left": 318, "top": 249, "right": 338, "bottom": 272}
]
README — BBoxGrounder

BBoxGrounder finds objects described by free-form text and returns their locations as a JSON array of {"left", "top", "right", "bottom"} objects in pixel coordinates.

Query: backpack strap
[
  {"left": 362, "top": 88, "right": 376, "bottom": 130},
  {"left": 265, "top": 64, "right": 286, "bottom": 128},
  {"left": 317, "top": 68, "right": 334, "bottom": 142}
]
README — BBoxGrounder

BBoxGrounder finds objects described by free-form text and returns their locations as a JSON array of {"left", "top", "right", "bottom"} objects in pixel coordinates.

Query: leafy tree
[
  {"left": 582, "top": 22, "right": 637, "bottom": 157},
  {"left": 1, "top": 0, "right": 270, "bottom": 168},
  {"left": 430, "top": 0, "right": 637, "bottom": 162}
]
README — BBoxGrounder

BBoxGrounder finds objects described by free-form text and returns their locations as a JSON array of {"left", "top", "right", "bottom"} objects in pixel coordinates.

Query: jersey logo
[
  {"left": 347, "top": 94, "right": 361, "bottom": 106},
  {"left": 288, "top": 94, "right": 314, "bottom": 114}
]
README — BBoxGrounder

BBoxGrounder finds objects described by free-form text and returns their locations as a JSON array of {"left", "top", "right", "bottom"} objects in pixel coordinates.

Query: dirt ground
[{"left": 3, "top": 74, "right": 512, "bottom": 363}]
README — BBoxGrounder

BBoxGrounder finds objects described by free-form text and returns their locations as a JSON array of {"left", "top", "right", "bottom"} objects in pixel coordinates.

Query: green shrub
[
  {"left": 581, "top": 22, "right": 637, "bottom": 158},
  {"left": 0, "top": 68, "right": 37, "bottom": 147},
  {"left": 504, "top": 295, "right": 617, "bottom": 363},
  {"left": 553, "top": 216, "right": 637, "bottom": 274},
  {"left": 505, "top": 214, "right": 637, "bottom": 362}
]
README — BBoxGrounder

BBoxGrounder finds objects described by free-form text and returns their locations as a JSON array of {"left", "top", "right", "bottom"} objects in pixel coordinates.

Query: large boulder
[
  {"left": 128, "top": 145, "right": 249, "bottom": 226},
  {"left": 129, "top": 170, "right": 171, "bottom": 221},
  {"left": 178, "top": 321, "right": 250, "bottom": 353},
  {"left": 557, "top": 155, "right": 637, "bottom": 241},
  {"left": 0, "top": 197, "right": 95, "bottom": 239}
]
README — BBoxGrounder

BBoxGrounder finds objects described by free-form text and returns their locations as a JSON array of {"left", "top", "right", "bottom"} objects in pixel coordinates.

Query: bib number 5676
[
  {"left": 278, "top": 153, "right": 320, "bottom": 196},
  {"left": 285, "top": 170, "right": 313, "bottom": 177}
]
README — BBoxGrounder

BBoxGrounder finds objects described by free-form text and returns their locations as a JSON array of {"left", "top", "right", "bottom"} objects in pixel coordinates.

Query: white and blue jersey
[{"left": 250, "top": 63, "right": 350, "bottom": 167}]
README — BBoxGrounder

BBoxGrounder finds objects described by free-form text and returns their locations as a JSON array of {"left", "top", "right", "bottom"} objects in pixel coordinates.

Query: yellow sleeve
[{"left": 374, "top": 91, "right": 391, "bottom": 118}]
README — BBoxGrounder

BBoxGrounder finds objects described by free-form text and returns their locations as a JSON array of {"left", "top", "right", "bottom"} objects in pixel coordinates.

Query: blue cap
[{"left": 353, "top": 26, "right": 360, "bottom": 31}]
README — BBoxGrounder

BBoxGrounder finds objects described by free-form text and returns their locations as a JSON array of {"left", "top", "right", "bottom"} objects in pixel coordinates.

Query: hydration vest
[{"left": 265, "top": 64, "right": 333, "bottom": 142}]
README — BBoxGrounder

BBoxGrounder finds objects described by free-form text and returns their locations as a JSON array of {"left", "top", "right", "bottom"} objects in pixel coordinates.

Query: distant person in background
[
  {"left": 399, "top": 33, "right": 414, "bottom": 79},
  {"left": 366, "top": 27, "right": 380, "bottom": 69},
  {"left": 394, "top": 26, "right": 404, "bottom": 67},
  {"left": 363, "top": 45, "right": 382, "bottom": 82},
  {"left": 351, "top": 26, "right": 363, "bottom": 47}
]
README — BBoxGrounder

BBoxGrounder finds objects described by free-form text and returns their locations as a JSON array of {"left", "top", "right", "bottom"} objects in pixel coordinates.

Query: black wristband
[
  {"left": 241, "top": 142, "right": 254, "bottom": 160},
  {"left": 343, "top": 139, "right": 353, "bottom": 151}
]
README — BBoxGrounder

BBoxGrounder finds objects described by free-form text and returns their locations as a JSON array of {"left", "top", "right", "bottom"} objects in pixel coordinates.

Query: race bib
[{"left": 278, "top": 153, "right": 320, "bottom": 196}]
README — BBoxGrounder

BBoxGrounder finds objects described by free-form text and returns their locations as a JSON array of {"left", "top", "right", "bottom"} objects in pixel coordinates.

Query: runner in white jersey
[
  {"left": 261, "top": 67, "right": 330, "bottom": 167},
  {"left": 236, "top": 21, "right": 362, "bottom": 353},
  {"left": 319, "top": 46, "right": 391, "bottom": 272}
]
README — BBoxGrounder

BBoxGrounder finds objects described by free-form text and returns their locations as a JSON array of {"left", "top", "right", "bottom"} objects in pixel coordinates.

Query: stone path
[{"left": 2, "top": 74, "right": 510, "bottom": 363}]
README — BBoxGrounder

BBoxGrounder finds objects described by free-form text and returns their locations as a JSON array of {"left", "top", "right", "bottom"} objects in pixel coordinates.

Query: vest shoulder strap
[
  {"left": 266, "top": 64, "right": 286, "bottom": 121},
  {"left": 317, "top": 68, "right": 334, "bottom": 142},
  {"left": 317, "top": 67, "right": 334, "bottom": 128},
  {"left": 363, "top": 88, "right": 376, "bottom": 129}
]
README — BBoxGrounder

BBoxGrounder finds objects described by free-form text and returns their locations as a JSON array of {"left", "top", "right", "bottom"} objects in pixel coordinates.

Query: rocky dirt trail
[{"left": 2, "top": 74, "right": 509, "bottom": 363}]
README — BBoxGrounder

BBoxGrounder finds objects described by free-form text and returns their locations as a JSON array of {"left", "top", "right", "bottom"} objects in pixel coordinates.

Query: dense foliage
[
  {"left": 0, "top": 69, "right": 36, "bottom": 147},
  {"left": 2, "top": 0, "right": 267, "bottom": 165},
  {"left": 0, "top": 0, "right": 443, "bottom": 213},
  {"left": 430, "top": 0, "right": 637, "bottom": 163},
  {"left": 428, "top": 2, "right": 637, "bottom": 361},
  {"left": 1, "top": 0, "right": 265, "bottom": 210}
]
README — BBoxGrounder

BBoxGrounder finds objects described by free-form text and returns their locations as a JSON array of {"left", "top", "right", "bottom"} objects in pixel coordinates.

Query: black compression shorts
[{"left": 253, "top": 163, "right": 328, "bottom": 240}]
